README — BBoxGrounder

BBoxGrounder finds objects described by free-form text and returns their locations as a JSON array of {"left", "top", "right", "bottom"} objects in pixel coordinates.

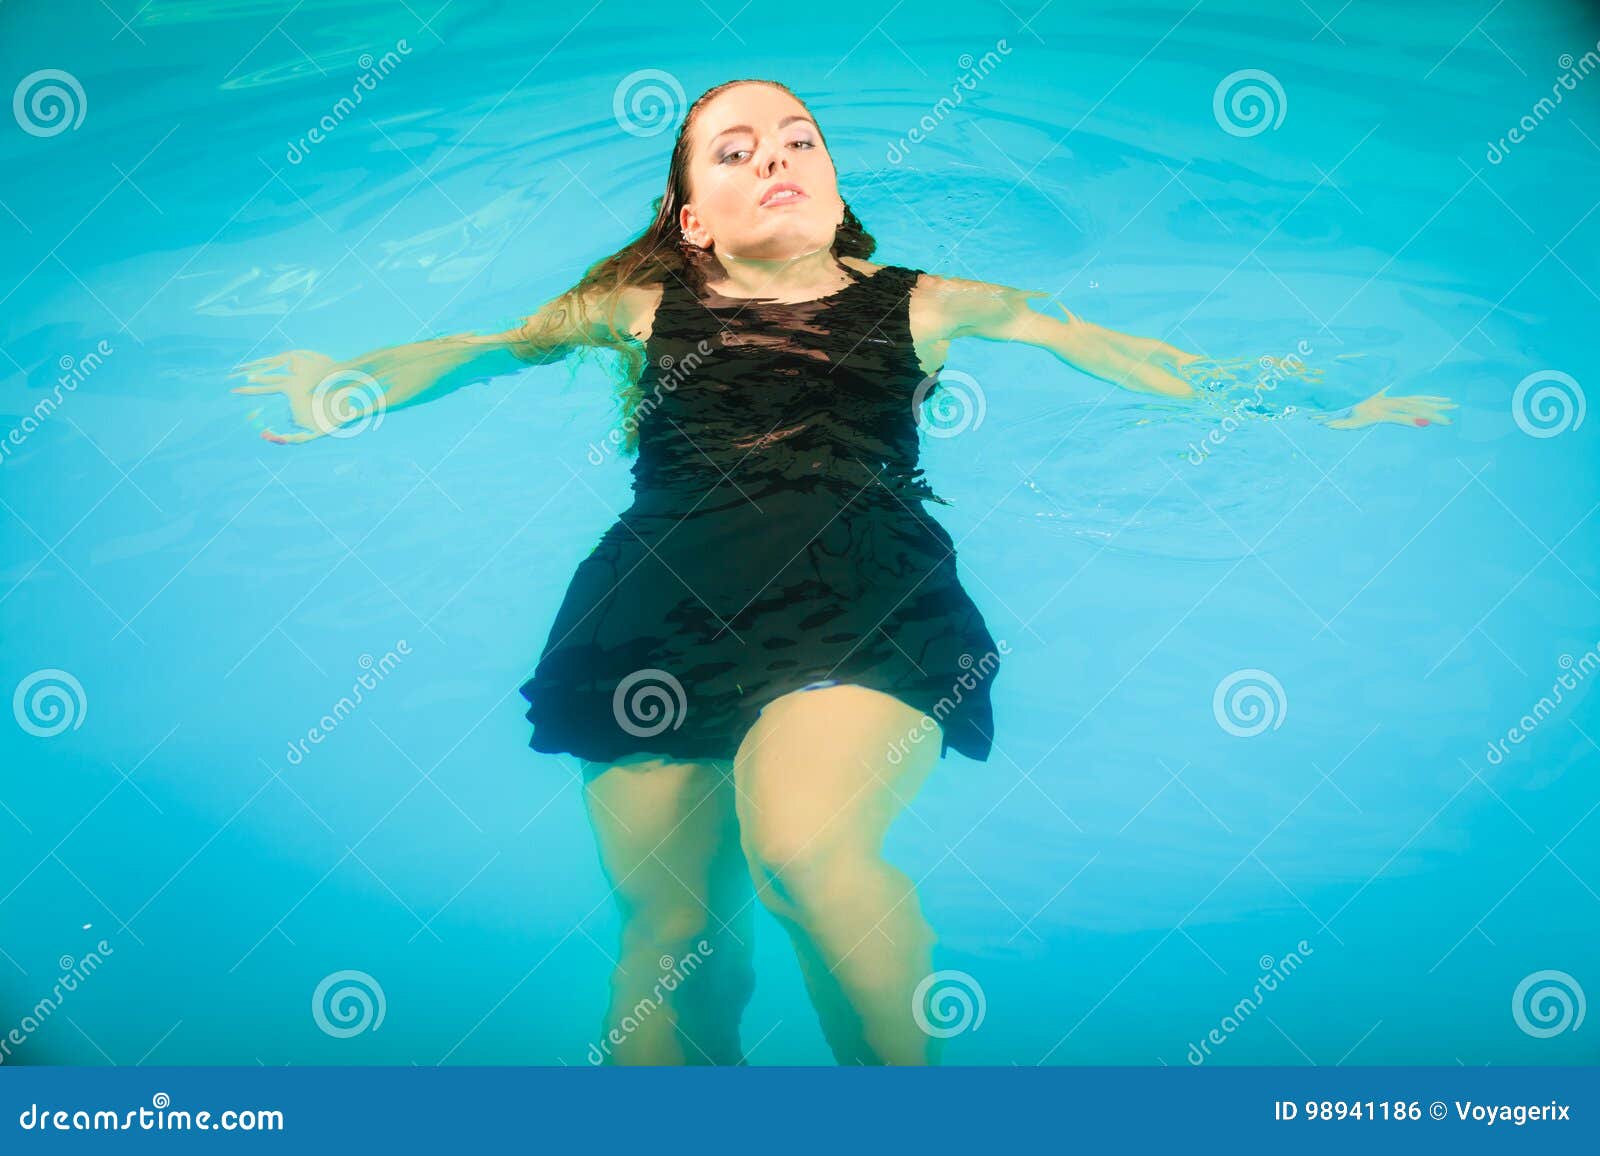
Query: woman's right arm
[
  {"left": 231, "top": 284, "right": 660, "bottom": 443},
  {"left": 912, "top": 274, "right": 1456, "bottom": 431}
]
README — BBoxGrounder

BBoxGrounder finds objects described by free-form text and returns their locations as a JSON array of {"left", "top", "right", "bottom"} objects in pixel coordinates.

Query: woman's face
[{"left": 678, "top": 84, "right": 846, "bottom": 262}]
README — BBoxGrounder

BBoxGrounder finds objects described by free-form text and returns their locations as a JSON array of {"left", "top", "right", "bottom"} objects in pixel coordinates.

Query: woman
[{"left": 232, "top": 78, "right": 1454, "bottom": 1065}]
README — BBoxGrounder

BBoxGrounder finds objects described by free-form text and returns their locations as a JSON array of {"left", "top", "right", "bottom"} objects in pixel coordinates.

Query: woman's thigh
[
  {"left": 731, "top": 685, "right": 941, "bottom": 862},
  {"left": 581, "top": 754, "right": 745, "bottom": 936}
]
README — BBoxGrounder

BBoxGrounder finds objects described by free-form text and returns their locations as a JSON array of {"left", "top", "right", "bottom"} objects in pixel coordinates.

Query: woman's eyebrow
[{"left": 708, "top": 115, "right": 816, "bottom": 143}]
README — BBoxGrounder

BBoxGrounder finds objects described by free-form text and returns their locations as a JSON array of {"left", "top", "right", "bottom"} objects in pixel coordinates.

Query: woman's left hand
[{"left": 1314, "top": 386, "right": 1458, "bottom": 430}]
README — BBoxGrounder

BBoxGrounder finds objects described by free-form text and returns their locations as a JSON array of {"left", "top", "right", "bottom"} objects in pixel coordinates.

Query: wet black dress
[{"left": 519, "top": 262, "right": 1000, "bottom": 764}]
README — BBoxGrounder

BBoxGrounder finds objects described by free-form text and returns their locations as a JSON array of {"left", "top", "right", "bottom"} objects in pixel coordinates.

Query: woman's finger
[
  {"left": 260, "top": 427, "right": 319, "bottom": 445},
  {"left": 230, "top": 365, "right": 289, "bottom": 385},
  {"left": 230, "top": 383, "right": 282, "bottom": 396},
  {"left": 234, "top": 353, "right": 293, "bottom": 374}
]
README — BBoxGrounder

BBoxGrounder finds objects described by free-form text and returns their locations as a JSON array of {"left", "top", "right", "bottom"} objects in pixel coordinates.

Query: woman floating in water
[{"left": 232, "top": 78, "right": 1455, "bottom": 1065}]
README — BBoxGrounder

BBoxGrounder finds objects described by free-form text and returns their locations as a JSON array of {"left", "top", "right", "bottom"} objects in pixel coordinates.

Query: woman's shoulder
[
  {"left": 842, "top": 259, "right": 994, "bottom": 303},
  {"left": 600, "top": 281, "right": 666, "bottom": 344},
  {"left": 900, "top": 269, "right": 1045, "bottom": 345},
  {"left": 907, "top": 269, "right": 1035, "bottom": 315},
  {"left": 902, "top": 268, "right": 992, "bottom": 297},
  {"left": 839, "top": 255, "right": 924, "bottom": 282}
]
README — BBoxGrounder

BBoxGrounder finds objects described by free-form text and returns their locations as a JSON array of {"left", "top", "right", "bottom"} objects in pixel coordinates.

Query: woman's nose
[{"left": 756, "top": 146, "right": 786, "bottom": 178}]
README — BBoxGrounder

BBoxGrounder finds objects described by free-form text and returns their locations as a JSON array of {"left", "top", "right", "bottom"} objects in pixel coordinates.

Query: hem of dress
[
  {"left": 523, "top": 675, "right": 996, "bottom": 765},
  {"left": 527, "top": 728, "right": 741, "bottom": 765},
  {"left": 527, "top": 723, "right": 994, "bottom": 765}
]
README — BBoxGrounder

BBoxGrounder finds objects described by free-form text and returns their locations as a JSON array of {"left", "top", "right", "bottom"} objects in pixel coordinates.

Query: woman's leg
[
  {"left": 732, "top": 685, "right": 942, "bottom": 1065},
  {"left": 582, "top": 753, "right": 755, "bottom": 1064}
]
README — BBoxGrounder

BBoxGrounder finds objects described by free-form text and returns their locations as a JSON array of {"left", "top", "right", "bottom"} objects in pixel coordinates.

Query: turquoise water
[{"left": 1, "top": 0, "right": 1597, "bottom": 1066}]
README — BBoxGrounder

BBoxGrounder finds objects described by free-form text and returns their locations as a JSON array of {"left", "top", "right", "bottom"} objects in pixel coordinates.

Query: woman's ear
[{"left": 679, "top": 204, "right": 711, "bottom": 249}]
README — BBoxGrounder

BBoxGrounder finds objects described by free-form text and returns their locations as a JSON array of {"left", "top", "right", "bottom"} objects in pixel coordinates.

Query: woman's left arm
[{"left": 908, "top": 274, "right": 1457, "bottom": 431}]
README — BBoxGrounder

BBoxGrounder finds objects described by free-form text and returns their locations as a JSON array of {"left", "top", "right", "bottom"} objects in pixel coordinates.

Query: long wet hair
[{"left": 529, "top": 79, "right": 877, "bottom": 452}]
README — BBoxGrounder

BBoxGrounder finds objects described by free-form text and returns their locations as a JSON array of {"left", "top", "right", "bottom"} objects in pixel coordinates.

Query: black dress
[{"left": 519, "top": 262, "right": 1000, "bottom": 764}]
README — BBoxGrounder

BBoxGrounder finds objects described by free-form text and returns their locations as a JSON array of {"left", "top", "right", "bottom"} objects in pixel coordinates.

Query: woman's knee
[
  {"left": 618, "top": 899, "right": 719, "bottom": 957},
  {"left": 617, "top": 903, "right": 754, "bottom": 1012},
  {"left": 740, "top": 820, "right": 863, "bottom": 915}
]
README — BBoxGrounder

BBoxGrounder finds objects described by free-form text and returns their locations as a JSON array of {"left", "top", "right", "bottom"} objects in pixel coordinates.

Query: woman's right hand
[{"left": 230, "top": 351, "right": 387, "bottom": 444}]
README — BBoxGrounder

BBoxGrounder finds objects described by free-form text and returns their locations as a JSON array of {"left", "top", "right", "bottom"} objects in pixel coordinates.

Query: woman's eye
[{"left": 718, "top": 139, "right": 813, "bottom": 164}]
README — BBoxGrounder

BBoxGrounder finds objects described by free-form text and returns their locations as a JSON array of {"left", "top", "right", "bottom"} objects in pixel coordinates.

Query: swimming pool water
[{"left": 1, "top": 0, "right": 1596, "bottom": 1065}]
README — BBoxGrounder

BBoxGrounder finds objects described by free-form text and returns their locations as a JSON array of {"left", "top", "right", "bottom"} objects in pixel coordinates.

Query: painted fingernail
[{"left": 1414, "top": 418, "right": 1429, "bottom": 427}]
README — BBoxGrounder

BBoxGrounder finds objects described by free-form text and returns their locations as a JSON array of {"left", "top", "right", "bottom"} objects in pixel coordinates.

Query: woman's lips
[{"left": 760, "top": 184, "right": 806, "bottom": 207}]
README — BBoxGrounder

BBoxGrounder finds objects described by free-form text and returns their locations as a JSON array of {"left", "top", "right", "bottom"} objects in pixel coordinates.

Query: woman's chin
[{"left": 731, "top": 227, "right": 842, "bottom": 261}]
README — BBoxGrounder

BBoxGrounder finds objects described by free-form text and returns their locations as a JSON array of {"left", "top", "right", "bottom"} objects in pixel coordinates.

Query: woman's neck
[{"left": 707, "top": 244, "right": 849, "bottom": 300}]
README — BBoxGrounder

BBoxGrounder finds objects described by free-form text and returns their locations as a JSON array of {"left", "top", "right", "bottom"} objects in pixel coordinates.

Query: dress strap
[
  {"left": 864, "top": 263, "right": 923, "bottom": 309},
  {"left": 648, "top": 269, "right": 711, "bottom": 341}
]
